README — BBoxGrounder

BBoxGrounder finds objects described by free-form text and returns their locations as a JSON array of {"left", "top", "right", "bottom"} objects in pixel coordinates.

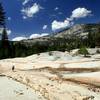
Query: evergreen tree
[
  {"left": 78, "top": 47, "right": 89, "bottom": 57},
  {"left": 87, "top": 32, "right": 95, "bottom": 48},
  {"left": 0, "top": 28, "right": 11, "bottom": 58},
  {"left": 0, "top": 3, "right": 12, "bottom": 59},
  {"left": 0, "top": 3, "right": 5, "bottom": 27}
]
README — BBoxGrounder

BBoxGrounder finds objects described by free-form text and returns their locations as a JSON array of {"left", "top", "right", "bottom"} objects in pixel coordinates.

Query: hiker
[{"left": 12, "top": 65, "right": 15, "bottom": 71}]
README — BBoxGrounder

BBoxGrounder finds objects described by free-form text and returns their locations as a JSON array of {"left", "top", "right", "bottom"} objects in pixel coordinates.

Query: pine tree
[
  {"left": 0, "top": 3, "right": 5, "bottom": 27},
  {"left": 0, "top": 3, "right": 12, "bottom": 59},
  {"left": 1, "top": 28, "right": 9, "bottom": 48}
]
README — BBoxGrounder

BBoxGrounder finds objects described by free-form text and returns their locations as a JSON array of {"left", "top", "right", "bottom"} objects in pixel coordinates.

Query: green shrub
[
  {"left": 48, "top": 51, "right": 53, "bottom": 56},
  {"left": 96, "top": 49, "right": 100, "bottom": 54},
  {"left": 78, "top": 47, "right": 89, "bottom": 57},
  {"left": 37, "top": 53, "right": 40, "bottom": 55}
]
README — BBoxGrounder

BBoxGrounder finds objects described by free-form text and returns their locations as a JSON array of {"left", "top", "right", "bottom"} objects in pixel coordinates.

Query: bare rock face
[
  {"left": 54, "top": 24, "right": 85, "bottom": 38},
  {"left": 54, "top": 23, "right": 100, "bottom": 38},
  {"left": 0, "top": 49, "right": 100, "bottom": 100}
]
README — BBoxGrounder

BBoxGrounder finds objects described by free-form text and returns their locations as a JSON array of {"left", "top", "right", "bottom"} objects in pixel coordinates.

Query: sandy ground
[{"left": 0, "top": 50, "right": 100, "bottom": 100}]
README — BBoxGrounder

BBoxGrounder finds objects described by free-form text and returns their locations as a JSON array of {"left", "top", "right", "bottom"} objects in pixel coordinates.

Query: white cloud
[
  {"left": 19, "top": 0, "right": 30, "bottom": 5},
  {"left": 0, "top": 28, "right": 11, "bottom": 35},
  {"left": 21, "top": 3, "right": 42, "bottom": 18},
  {"left": 54, "top": 7, "right": 59, "bottom": 11},
  {"left": 8, "top": 17, "right": 11, "bottom": 21},
  {"left": 51, "top": 7, "right": 92, "bottom": 31},
  {"left": 22, "top": 0, "right": 30, "bottom": 5},
  {"left": 66, "top": 17, "right": 73, "bottom": 21},
  {"left": 43, "top": 25, "right": 47, "bottom": 30},
  {"left": 29, "top": 33, "right": 48, "bottom": 39},
  {"left": 12, "top": 36, "right": 27, "bottom": 41},
  {"left": 22, "top": 16, "right": 27, "bottom": 19},
  {"left": 58, "top": 12, "right": 63, "bottom": 15},
  {"left": 12, "top": 33, "right": 49, "bottom": 41},
  {"left": 71, "top": 7, "right": 91, "bottom": 19},
  {"left": 40, "top": 33, "right": 48, "bottom": 37},
  {"left": 29, "top": 34, "right": 40, "bottom": 39},
  {"left": 7, "top": 29, "right": 12, "bottom": 35},
  {"left": 51, "top": 20, "right": 71, "bottom": 31}
]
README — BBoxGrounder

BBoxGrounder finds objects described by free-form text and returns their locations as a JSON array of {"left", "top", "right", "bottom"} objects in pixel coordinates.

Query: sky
[{"left": 0, "top": 0, "right": 100, "bottom": 41}]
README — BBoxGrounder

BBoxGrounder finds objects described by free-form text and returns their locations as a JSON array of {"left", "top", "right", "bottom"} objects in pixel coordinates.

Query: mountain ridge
[{"left": 20, "top": 23, "right": 100, "bottom": 43}]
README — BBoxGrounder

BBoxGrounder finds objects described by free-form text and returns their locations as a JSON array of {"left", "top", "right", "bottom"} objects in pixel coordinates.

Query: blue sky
[{"left": 1, "top": 0, "right": 100, "bottom": 41}]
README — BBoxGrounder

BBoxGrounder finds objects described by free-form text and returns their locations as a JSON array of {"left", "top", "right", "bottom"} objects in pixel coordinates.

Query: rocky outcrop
[{"left": 54, "top": 23, "right": 100, "bottom": 38}]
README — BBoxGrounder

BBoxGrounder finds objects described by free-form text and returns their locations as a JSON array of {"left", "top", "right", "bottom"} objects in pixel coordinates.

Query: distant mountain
[
  {"left": 20, "top": 23, "right": 100, "bottom": 44},
  {"left": 54, "top": 23, "right": 100, "bottom": 38}
]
